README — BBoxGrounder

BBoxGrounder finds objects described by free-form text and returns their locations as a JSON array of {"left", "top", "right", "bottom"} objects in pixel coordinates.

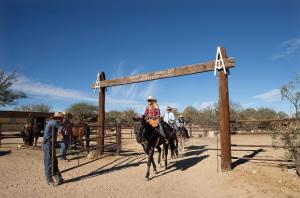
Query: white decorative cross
[
  {"left": 93, "top": 73, "right": 101, "bottom": 92},
  {"left": 214, "top": 46, "right": 226, "bottom": 76}
]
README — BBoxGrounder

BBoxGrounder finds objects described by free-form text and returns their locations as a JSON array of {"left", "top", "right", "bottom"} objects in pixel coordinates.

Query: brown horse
[{"left": 71, "top": 123, "right": 90, "bottom": 151}]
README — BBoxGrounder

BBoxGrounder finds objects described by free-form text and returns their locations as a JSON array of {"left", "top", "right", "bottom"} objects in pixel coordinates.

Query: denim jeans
[
  {"left": 59, "top": 135, "right": 69, "bottom": 160},
  {"left": 43, "top": 142, "right": 63, "bottom": 183}
]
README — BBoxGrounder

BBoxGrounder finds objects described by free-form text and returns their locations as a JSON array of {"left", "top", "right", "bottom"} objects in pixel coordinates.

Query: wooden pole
[
  {"left": 218, "top": 47, "right": 232, "bottom": 171},
  {"left": 98, "top": 72, "right": 106, "bottom": 155},
  {"left": 0, "top": 123, "right": 2, "bottom": 147},
  {"left": 51, "top": 126, "right": 56, "bottom": 178},
  {"left": 116, "top": 123, "right": 121, "bottom": 155}
]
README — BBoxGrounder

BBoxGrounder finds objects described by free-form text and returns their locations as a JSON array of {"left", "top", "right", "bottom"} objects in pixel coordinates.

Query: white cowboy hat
[
  {"left": 147, "top": 96, "right": 156, "bottom": 101},
  {"left": 179, "top": 115, "right": 183, "bottom": 118},
  {"left": 166, "top": 106, "right": 172, "bottom": 110},
  {"left": 53, "top": 112, "right": 64, "bottom": 118}
]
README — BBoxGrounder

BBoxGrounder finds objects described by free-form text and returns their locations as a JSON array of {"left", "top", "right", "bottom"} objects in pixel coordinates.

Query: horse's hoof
[
  {"left": 144, "top": 176, "right": 149, "bottom": 181},
  {"left": 154, "top": 170, "right": 158, "bottom": 175}
]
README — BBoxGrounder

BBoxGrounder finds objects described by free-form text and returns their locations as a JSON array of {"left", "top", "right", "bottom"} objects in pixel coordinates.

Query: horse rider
[
  {"left": 163, "top": 106, "right": 176, "bottom": 126},
  {"left": 144, "top": 96, "right": 168, "bottom": 143},
  {"left": 43, "top": 112, "right": 65, "bottom": 186},
  {"left": 58, "top": 112, "right": 73, "bottom": 161},
  {"left": 177, "top": 115, "right": 190, "bottom": 138}
]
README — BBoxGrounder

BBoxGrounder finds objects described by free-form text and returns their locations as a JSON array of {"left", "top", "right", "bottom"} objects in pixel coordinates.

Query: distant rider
[{"left": 177, "top": 115, "right": 190, "bottom": 138}]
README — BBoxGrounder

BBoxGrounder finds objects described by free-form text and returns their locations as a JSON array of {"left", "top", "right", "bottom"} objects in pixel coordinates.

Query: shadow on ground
[
  {"left": 232, "top": 148, "right": 264, "bottom": 169},
  {"left": 64, "top": 154, "right": 148, "bottom": 183},
  {"left": 64, "top": 144, "right": 210, "bottom": 183},
  {"left": 0, "top": 150, "right": 12, "bottom": 156},
  {"left": 149, "top": 155, "right": 210, "bottom": 180}
]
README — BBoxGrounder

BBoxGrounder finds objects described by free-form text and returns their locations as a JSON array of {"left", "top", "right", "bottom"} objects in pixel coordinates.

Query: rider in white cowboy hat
[{"left": 163, "top": 106, "right": 176, "bottom": 126}]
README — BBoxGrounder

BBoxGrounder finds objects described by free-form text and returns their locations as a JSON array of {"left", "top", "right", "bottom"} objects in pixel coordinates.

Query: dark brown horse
[
  {"left": 133, "top": 116, "right": 177, "bottom": 180},
  {"left": 21, "top": 122, "right": 43, "bottom": 147}
]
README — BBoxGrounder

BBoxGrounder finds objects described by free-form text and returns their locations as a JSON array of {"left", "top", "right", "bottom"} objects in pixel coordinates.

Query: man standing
[
  {"left": 43, "top": 112, "right": 64, "bottom": 186},
  {"left": 58, "top": 112, "right": 73, "bottom": 161}
]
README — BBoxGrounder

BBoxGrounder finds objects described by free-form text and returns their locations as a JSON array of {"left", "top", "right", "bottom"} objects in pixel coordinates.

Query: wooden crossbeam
[{"left": 92, "top": 58, "right": 235, "bottom": 88}]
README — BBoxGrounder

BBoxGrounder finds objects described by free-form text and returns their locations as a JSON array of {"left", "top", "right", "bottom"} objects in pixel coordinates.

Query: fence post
[
  {"left": 116, "top": 123, "right": 121, "bottom": 155},
  {"left": 98, "top": 72, "right": 106, "bottom": 155},
  {"left": 51, "top": 126, "right": 56, "bottom": 178},
  {"left": 0, "top": 123, "right": 2, "bottom": 148}
]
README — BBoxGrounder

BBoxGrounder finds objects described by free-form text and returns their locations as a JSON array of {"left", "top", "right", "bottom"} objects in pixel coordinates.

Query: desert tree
[
  {"left": 0, "top": 69, "right": 26, "bottom": 107},
  {"left": 281, "top": 75, "right": 300, "bottom": 118}
]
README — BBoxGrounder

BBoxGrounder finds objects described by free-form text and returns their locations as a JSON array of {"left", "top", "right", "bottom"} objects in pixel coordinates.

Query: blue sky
[{"left": 1, "top": 0, "right": 300, "bottom": 115}]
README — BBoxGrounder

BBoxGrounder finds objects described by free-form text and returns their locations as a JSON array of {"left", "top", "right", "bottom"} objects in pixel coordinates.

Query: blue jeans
[
  {"left": 59, "top": 135, "right": 69, "bottom": 160},
  {"left": 43, "top": 142, "right": 63, "bottom": 183}
]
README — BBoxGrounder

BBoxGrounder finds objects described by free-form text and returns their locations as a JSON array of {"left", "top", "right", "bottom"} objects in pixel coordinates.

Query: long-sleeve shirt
[
  {"left": 163, "top": 112, "right": 175, "bottom": 124},
  {"left": 144, "top": 104, "right": 160, "bottom": 120},
  {"left": 43, "top": 119, "right": 63, "bottom": 142}
]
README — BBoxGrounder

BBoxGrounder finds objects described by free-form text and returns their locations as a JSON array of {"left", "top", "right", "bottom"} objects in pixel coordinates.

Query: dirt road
[{"left": 1, "top": 135, "right": 299, "bottom": 198}]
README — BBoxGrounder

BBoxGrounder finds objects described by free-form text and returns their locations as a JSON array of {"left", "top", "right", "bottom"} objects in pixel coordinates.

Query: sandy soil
[{"left": 0, "top": 134, "right": 300, "bottom": 198}]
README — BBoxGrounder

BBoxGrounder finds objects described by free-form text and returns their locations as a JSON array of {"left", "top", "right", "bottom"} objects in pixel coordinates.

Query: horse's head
[{"left": 132, "top": 115, "right": 147, "bottom": 143}]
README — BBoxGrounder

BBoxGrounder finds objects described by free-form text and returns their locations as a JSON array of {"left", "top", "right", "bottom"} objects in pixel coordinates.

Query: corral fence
[{"left": 228, "top": 118, "right": 300, "bottom": 167}]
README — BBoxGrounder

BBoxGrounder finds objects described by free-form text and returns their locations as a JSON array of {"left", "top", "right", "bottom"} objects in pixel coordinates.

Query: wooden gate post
[
  {"left": 116, "top": 123, "right": 121, "bottom": 155},
  {"left": 51, "top": 126, "right": 56, "bottom": 178},
  {"left": 218, "top": 47, "right": 232, "bottom": 171},
  {"left": 0, "top": 123, "right": 2, "bottom": 147},
  {"left": 98, "top": 72, "right": 106, "bottom": 155}
]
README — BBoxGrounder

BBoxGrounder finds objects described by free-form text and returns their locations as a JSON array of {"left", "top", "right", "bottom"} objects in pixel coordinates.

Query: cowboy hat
[
  {"left": 53, "top": 112, "right": 64, "bottom": 118},
  {"left": 147, "top": 96, "right": 157, "bottom": 102},
  {"left": 166, "top": 106, "right": 172, "bottom": 110},
  {"left": 179, "top": 115, "right": 183, "bottom": 118}
]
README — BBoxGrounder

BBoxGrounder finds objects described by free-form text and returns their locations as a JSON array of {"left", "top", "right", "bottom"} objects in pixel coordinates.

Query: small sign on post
[
  {"left": 93, "top": 73, "right": 101, "bottom": 92},
  {"left": 214, "top": 46, "right": 226, "bottom": 76}
]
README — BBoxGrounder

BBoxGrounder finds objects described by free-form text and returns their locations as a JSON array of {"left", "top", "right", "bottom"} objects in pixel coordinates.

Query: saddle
[{"left": 147, "top": 119, "right": 159, "bottom": 128}]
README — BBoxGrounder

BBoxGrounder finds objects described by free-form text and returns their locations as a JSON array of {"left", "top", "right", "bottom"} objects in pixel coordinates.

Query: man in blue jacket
[{"left": 43, "top": 112, "right": 64, "bottom": 186}]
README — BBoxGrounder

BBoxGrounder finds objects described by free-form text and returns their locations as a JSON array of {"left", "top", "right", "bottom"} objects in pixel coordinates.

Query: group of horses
[
  {"left": 133, "top": 116, "right": 189, "bottom": 180},
  {"left": 21, "top": 120, "right": 90, "bottom": 151}
]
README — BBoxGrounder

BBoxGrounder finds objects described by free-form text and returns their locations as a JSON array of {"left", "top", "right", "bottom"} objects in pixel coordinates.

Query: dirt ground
[{"left": 1, "top": 134, "right": 300, "bottom": 198}]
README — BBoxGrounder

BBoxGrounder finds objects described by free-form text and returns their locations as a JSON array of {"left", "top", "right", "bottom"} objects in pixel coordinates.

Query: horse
[
  {"left": 71, "top": 123, "right": 90, "bottom": 152},
  {"left": 177, "top": 124, "right": 189, "bottom": 154},
  {"left": 21, "top": 122, "right": 43, "bottom": 147},
  {"left": 133, "top": 116, "right": 177, "bottom": 180}
]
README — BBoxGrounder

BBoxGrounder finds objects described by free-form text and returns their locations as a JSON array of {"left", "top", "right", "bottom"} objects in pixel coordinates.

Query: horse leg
[
  {"left": 164, "top": 144, "right": 168, "bottom": 170},
  {"left": 156, "top": 146, "right": 162, "bottom": 168},
  {"left": 175, "top": 135, "right": 179, "bottom": 157},
  {"left": 34, "top": 136, "right": 38, "bottom": 147},
  {"left": 145, "top": 147, "right": 154, "bottom": 180},
  {"left": 151, "top": 154, "right": 157, "bottom": 175}
]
